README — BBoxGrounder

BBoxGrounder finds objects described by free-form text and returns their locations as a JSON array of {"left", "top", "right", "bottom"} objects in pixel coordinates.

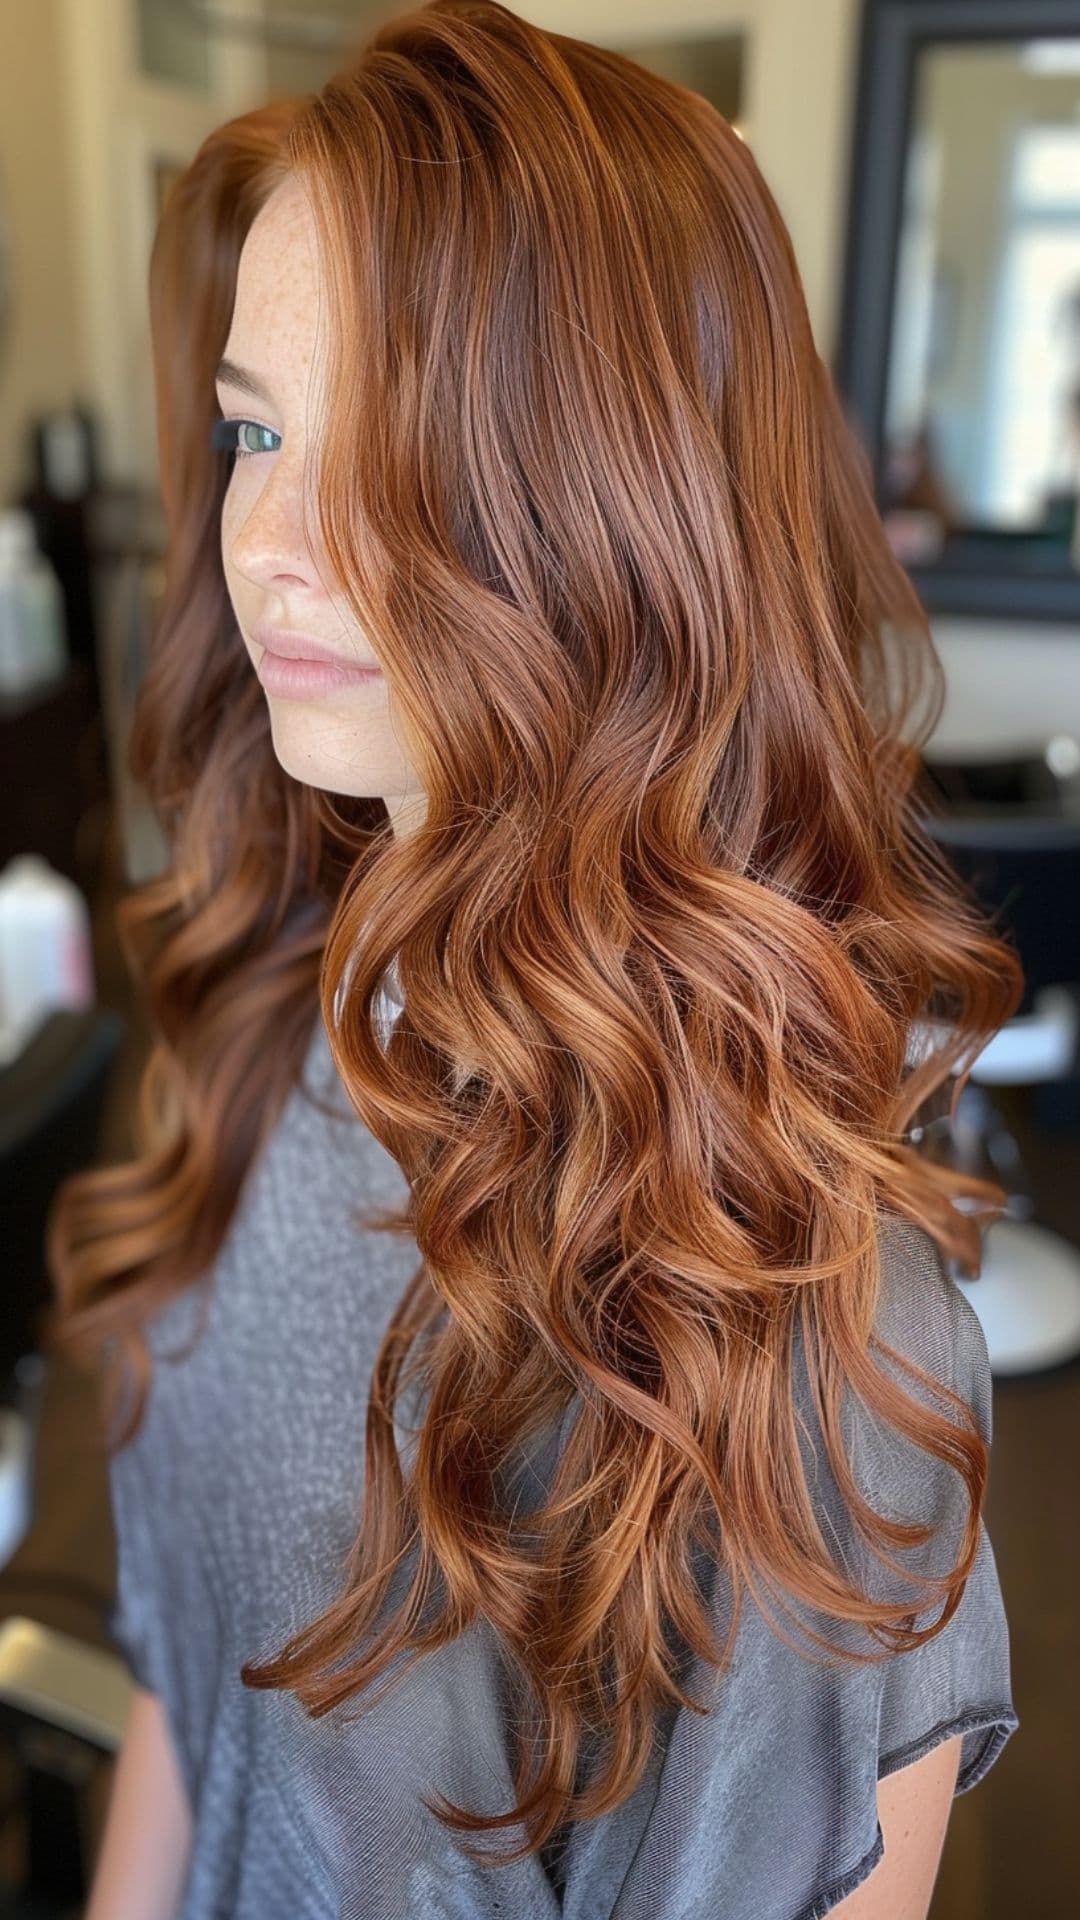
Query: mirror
[{"left": 837, "top": 0, "right": 1080, "bottom": 622}]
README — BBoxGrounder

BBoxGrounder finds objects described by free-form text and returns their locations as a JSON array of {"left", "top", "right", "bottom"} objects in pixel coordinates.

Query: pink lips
[{"left": 251, "top": 626, "right": 383, "bottom": 700}]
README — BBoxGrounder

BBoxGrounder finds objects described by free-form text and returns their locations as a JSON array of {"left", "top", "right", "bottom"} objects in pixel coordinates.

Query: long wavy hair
[{"left": 46, "top": 0, "right": 1022, "bottom": 1869}]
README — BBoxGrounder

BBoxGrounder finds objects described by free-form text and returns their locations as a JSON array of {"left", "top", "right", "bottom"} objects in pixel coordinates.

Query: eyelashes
[{"left": 209, "top": 417, "right": 281, "bottom": 460}]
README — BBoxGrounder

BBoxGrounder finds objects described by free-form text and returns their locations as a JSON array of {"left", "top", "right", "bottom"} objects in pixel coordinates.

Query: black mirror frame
[{"left": 833, "top": 0, "right": 1080, "bottom": 624}]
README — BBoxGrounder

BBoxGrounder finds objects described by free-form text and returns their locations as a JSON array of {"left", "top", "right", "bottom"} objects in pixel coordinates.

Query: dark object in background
[
  {"left": 0, "top": 661, "right": 107, "bottom": 892},
  {"left": 0, "top": 1007, "right": 126, "bottom": 1385},
  {"left": 6, "top": 404, "right": 111, "bottom": 894},
  {"left": 0, "top": 1006, "right": 129, "bottom": 1917},
  {"left": 920, "top": 750, "right": 1080, "bottom": 1133},
  {"left": 17, "top": 404, "right": 103, "bottom": 712},
  {"left": 922, "top": 751, "right": 1068, "bottom": 816}
]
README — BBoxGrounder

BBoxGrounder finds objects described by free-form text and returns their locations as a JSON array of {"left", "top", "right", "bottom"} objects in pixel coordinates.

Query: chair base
[{"left": 952, "top": 1216, "right": 1080, "bottom": 1376}]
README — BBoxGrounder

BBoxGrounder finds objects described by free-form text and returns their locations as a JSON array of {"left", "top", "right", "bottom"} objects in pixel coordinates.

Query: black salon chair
[
  {"left": 0, "top": 1005, "right": 134, "bottom": 1911},
  {"left": 918, "top": 753, "right": 1080, "bottom": 1376}
]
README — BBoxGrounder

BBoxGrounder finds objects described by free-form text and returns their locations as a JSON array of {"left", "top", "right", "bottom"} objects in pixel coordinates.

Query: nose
[{"left": 225, "top": 448, "right": 327, "bottom": 594}]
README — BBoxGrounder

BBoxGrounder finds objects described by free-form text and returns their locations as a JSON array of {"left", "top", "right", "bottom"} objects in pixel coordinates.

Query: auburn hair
[{"left": 46, "top": 0, "right": 1021, "bottom": 1870}]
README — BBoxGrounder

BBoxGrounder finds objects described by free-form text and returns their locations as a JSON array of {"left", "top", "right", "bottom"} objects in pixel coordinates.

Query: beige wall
[
  {"left": 0, "top": 0, "right": 86, "bottom": 501},
  {"left": 0, "top": 0, "right": 264, "bottom": 502},
  {"left": 0, "top": 0, "right": 862, "bottom": 499},
  {"left": 0, "top": 0, "right": 1076, "bottom": 738}
]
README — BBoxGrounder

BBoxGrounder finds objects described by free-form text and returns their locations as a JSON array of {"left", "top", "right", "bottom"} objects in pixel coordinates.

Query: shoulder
[
  {"left": 871, "top": 1211, "right": 994, "bottom": 1450},
  {"left": 791, "top": 1213, "right": 993, "bottom": 1532},
  {"left": 785, "top": 1211, "right": 996, "bottom": 1639}
]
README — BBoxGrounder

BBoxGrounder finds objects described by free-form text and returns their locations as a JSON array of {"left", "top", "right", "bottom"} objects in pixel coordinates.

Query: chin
[{"left": 263, "top": 704, "right": 401, "bottom": 802}]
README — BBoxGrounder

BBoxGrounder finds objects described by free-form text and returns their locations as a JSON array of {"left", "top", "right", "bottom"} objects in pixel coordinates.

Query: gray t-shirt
[{"left": 106, "top": 985, "right": 1018, "bottom": 1919}]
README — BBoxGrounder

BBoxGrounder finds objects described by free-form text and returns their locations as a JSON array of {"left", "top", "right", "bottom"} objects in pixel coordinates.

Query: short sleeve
[
  {"left": 556, "top": 1217, "right": 1020, "bottom": 1920},
  {"left": 102, "top": 1374, "right": 201, "bottom": 1821},
  {"left": 106, "top": 1439, "right": 165, "bottom": 1697},
  {"left": 866, "top": 1225, "right": 1019, "bottom": 1795},
  {"left": 105, "top": 1413, "right": 182, "bottom": 1712},
  {"left": 100, "top": 1311, "right": 206, "bottom": 1820},
  {"left": 99, "top": 1327, "right": 167, "bottom": 1698}
]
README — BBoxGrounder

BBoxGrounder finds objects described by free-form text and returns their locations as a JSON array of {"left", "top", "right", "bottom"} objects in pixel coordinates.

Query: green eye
[{"left": 209, "top": 418, "right": 281, "bottom": 459}]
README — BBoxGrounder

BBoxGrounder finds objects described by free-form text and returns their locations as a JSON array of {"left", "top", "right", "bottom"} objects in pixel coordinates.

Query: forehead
[{"left": 226, "top": 175, "right": 322, "bottom": 365}]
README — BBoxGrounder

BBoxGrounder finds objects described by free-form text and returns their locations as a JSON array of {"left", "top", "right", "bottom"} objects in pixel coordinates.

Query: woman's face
[{"left": 217, "top": 174, "right": 426, "bottom": 840}]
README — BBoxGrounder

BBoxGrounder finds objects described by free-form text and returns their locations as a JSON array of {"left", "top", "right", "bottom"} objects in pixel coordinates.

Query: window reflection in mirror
[{"left": 882, "top": 35, "right": 1080, "bottom": 579}]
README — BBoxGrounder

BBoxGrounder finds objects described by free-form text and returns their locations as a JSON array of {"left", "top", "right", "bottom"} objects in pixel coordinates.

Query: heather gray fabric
[{"left": 106, "top": 981, "right": 1018, "bottom": 1919}]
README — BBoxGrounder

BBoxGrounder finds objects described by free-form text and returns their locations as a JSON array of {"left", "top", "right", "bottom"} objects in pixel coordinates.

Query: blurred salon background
[{"left": 0, "top": 1, "right": 1077, "bottom": 1913}]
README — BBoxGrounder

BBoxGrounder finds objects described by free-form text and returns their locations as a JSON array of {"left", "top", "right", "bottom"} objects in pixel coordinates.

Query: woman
[{"left": 49, "top": 4, "right": 1020, "bottom": 1916}]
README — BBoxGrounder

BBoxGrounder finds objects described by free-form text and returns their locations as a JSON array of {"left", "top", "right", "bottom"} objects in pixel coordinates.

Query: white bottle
[
  {"left": 0, "top": 508, "right": 69, "bottom": 696},
  {"left": 0, "top": 854, "right": 95, "bottom": 1064}
]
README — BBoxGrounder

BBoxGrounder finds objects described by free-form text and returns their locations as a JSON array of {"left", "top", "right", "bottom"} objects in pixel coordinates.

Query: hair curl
[{"left": 46, "top": 0, "right": 1022, "bottom": 1870}]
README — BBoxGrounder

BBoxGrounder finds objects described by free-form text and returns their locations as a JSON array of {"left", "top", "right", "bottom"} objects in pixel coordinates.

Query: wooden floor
[
  {"left": 931, "top": 1093, "right": 1080, "bottom": 1920},
  {"left": 1, "top": 843, "right": 1078, "bottom": 1914}
]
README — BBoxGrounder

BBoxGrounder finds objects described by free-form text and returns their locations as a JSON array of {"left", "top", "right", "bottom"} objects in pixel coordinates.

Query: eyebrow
[{"left": 214, "top": 356, "right": 275, "bottom": 405}]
